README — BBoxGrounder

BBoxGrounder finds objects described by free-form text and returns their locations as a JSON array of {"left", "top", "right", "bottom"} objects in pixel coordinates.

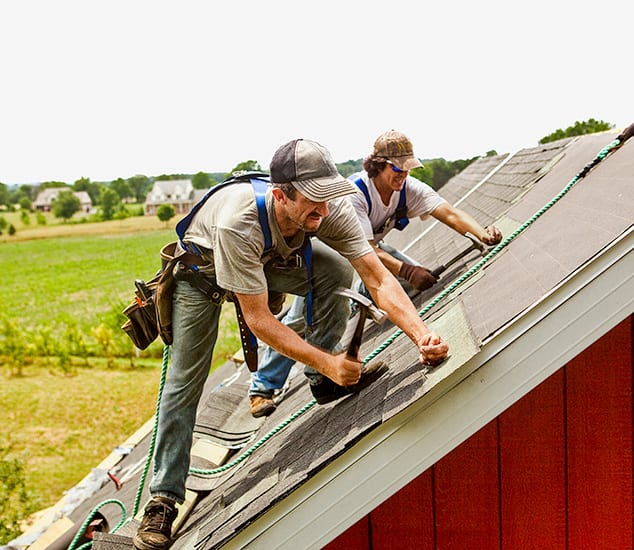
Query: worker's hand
[
  {"left": 418, "top": 333, "right": 449, "bottom": 367},
  {"left": 327, "top": 353, "right": 363, "bottom": 386},
  {"left": 481, "top": 225, "right": 502, "bottom": 246},
  {"left": 399, "top": 262, "right": 438, "bottom": 291}
]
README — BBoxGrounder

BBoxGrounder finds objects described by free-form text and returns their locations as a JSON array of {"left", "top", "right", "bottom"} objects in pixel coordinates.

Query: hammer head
[
  {"left": 464, "top": 232, "right": 486, "bottom": 254},
  {"left": 336, "top": 287, "right": 387, "bottom": 324}
]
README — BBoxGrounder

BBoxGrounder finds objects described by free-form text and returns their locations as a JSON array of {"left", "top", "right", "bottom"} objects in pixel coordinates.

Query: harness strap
[
  {"left": 251, "top": 178, "right": 273, "bottom": 253},
  {"left": 301, "top": 237, "right": 314, "bottom": 331},
  {"left": 352, "top": 176, "right": 409, "bottom": 234},
  {"left": 176, "top": 178, "right": 274, "bottom": 255}
]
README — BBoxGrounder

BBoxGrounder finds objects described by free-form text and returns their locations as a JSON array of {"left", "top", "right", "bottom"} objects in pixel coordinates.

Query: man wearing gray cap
[{"left": 133, "top": 138, "right": 449, "bottom": 550}]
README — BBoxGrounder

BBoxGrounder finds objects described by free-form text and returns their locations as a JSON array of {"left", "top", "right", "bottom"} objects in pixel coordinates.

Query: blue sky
[{"left": 0, "top": 0, "right": 630, "bottom": 184}]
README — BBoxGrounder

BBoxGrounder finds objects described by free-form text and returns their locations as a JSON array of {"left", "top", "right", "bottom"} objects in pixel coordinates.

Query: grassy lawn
[
  {"left": 1, "top": 362, "right": 163, "bottom": 510},
  {"left": 0, "top": 217, "right": 242, "bottom": 514}
]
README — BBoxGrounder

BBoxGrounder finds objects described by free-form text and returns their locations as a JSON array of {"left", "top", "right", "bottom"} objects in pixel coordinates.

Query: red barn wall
[{"left": 326, "top": 314, "right": 633, "bottom": 550}]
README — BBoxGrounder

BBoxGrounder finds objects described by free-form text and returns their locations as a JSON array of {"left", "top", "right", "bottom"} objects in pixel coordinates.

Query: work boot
[
  {"left": 310, "top": 377, "right": 350, "bottom": 404},
  {"left": 133, "top": 496, "right": 178, "bottom": 550},
  {"left": 310, "top": 361, "right": 388, "bottom": 405},
  {"left": 249, "top": 395, "right": 276, "bottom": 418}
]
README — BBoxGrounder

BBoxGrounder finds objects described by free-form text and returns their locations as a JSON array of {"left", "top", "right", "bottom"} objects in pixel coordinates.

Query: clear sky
[{"left": 1, "top": 1, "right": 630, "bottom": 185}]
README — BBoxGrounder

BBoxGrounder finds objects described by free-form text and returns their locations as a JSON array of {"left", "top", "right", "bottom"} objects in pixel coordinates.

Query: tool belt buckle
[{"left": 173, "top": 261, "right": 227, "bottom": 305}]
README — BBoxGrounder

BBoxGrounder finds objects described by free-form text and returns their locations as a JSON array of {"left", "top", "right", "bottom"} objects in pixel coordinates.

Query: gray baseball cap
[{"left": 270, "top": 139, "right": 356, "bottom": 202}]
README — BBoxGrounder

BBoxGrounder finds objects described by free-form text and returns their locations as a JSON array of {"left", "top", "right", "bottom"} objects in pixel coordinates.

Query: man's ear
[{"left": 271, "top": 187, "right": 286, "bottom": 202}]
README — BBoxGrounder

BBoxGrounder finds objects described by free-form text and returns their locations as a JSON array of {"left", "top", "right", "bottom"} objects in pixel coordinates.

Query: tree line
[{"left": 0, "top": 118, "right": 615, "bottom": 227}]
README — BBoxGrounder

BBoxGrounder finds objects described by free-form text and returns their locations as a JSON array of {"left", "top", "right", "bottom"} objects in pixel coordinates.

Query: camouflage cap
[{"left": 372, "top": 130, "right": 423, "bottom": 171}]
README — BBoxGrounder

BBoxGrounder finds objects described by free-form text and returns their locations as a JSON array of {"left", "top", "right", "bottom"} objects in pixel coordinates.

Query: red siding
[
  {"left": 499, "top": 369, "right": 567, "bottom": 548},
  {"left": 327, "top": 315, "right": 633, "bottom": 549},
  {"left": 369, "top": 470, "right": 435, "bottom": 549},
  {"left": 435, "top": 421, "right": 500, "bottom": 549},
  {"left": 566, "top": 316, "right": 633, "bottom": 549}
]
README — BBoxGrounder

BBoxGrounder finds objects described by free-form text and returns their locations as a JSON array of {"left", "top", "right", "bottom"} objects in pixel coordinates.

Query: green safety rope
[
  {"left": 67, "top": 346, "right": 171, "bottom": 550},
  {"left": 68, "top": 131, "right": 628, "bottom": 548},
  {"left": 67, "top": 499, "right": 126, "bottom": 550},
  {"left": 188, "top": 134, "right": 625, "bottom": 478}
]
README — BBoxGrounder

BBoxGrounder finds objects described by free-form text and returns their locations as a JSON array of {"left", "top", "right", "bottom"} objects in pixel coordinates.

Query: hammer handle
[
  {"left": 430, "top": 243, "right": 478, "bottom": 278},
  {"left": 430, "top": 264, "right": 446, "bottom": 278},
  {"left": 346, "top": 307, "right": 367, "bottom": 359}
]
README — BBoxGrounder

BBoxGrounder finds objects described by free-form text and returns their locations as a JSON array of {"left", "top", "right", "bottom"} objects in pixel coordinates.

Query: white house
[{"left": 144, "top": 179, "right": 202, "bottom": 216}]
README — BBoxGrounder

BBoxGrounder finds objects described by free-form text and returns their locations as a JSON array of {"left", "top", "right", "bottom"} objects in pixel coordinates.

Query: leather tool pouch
[
  {"left": 121, "top": 241, "right": 179, "bottom": 349},
  {"left": 122, "top": 276, "right": 160, "bottom": 350}
]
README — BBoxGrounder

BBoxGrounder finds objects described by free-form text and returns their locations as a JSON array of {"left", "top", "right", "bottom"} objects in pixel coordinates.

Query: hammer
[
  {"left": 336, "top": 287, "right": 389, "bottom": 391},
  {"left": 336, "top": 287, "right": 387, "bottom": 359},
  {"left": 430, "top": 232, "right": 486, "bottom": 278}
]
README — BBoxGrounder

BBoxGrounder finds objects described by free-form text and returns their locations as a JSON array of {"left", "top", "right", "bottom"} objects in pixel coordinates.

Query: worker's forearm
[{"left": 432, "top": 205, "right": 489, "bottom": 241}]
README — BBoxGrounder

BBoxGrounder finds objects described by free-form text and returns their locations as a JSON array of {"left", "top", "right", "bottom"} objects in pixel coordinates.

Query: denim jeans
[
  {"left": 150, "top": 239, "right": 353, "bottom": 503},
  {"left": 249, "top": 295, "right": 305, "bottom": 398}
]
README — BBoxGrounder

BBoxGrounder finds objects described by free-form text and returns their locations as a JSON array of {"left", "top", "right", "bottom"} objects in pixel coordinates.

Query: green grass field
[{"left": 0, "top": 223, "right": 242, "bottom": 517}]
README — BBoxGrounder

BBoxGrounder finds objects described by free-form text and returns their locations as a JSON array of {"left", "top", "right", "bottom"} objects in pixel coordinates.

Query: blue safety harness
[
  {"left": 352, "top": 176, "right": 409, "bottom": 234},
  {"left": 175, "top": 174, "right": 314, "bottom": 329}
]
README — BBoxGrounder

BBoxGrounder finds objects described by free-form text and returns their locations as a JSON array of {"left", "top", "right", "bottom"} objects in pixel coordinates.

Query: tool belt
[
  {"left": 122, "top": 242, "right": 180, "bottom": 350},
  {"left": 172, "top": 261, "right": 287, "bottom": 372},
  {"left": 122, "top": 241, "right": 286, "bottom": 371}
]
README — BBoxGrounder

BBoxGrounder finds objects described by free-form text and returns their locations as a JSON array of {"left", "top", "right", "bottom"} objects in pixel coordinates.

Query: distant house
[
  {"left": 144, "top": 179, "right": 206, "bottom": 216},
  {"left": 33, "top": 188, "right": 93, "bottom": 213}
]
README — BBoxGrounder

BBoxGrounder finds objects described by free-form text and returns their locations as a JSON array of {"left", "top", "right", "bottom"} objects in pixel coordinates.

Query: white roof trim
[{"left": 226, "top": 227, "right": 633, "bottom": 550}]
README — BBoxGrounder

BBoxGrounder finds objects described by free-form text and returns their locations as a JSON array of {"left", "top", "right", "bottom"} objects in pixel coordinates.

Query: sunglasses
[{"left": 386, "top": 160, "right": 406, "bottom": 174}]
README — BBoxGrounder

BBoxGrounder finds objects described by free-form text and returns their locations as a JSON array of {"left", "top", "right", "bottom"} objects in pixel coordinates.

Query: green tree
[
  {"left": 192, "top": 171, "right": 211, "bottom": 189},
  {"left": 18, "top": 197, "right": 32, "bottom": 211},
  {"left": 100, "top": 188, "right": 121, "bottom": 221},
  {"left": 539, "top": 118, "right": 614, "bottom": 144},
  {"left": 230, "top": 160, "right": 262, "bottom": 174},
  {"left": 110, "top": 178, "right": 133, "bottom": 201},
  {"left": 9, "top": 184, "right": 37, "bottom": 207},
  {"left": 51, "top": 190, "right": 81, "bottom": 221},
  {"left": 0, "top": 183, "right": 9, "bottom": 207},
  {"left": 73, "top": 177, "right": 102, "bottom": 205},
  {"left": 336, "top": 159, "right": 363, "bottom": 178},
  {"left": 127, "top": 175, "right": 151, "bottom": 202},
  {"left": 40, "top": 181, "right": 69, "bottom": 190},
  {"left": 157, "top": 204, "right": 176, "bottom": 226},
  {"left": 0, "top": 445, "right": 39, "bottom": 544}
]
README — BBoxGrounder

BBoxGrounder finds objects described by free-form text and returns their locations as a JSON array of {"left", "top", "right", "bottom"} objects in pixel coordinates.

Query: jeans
[
  {"left": 249, "top": 241, "right": 413, "bottom": 397},
  {"left": 150, "top": 239, "right": 353, "bottom": 503},
  {"left": 249, "top": 295, "right": 305, "bottom": 398}
]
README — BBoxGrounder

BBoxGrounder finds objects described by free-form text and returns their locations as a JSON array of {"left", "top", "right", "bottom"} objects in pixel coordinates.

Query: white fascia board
[{"left": 225, "top": 228, "right": 633, "bottom": 550}]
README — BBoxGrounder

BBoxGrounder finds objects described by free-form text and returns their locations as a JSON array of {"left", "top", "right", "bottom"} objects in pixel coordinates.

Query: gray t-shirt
[
  {"left": 347, "top": 172, "right": 447, "bottom": 242},
  {"left": 183, "top": 183, "right": 372, "bottom": 294}
]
